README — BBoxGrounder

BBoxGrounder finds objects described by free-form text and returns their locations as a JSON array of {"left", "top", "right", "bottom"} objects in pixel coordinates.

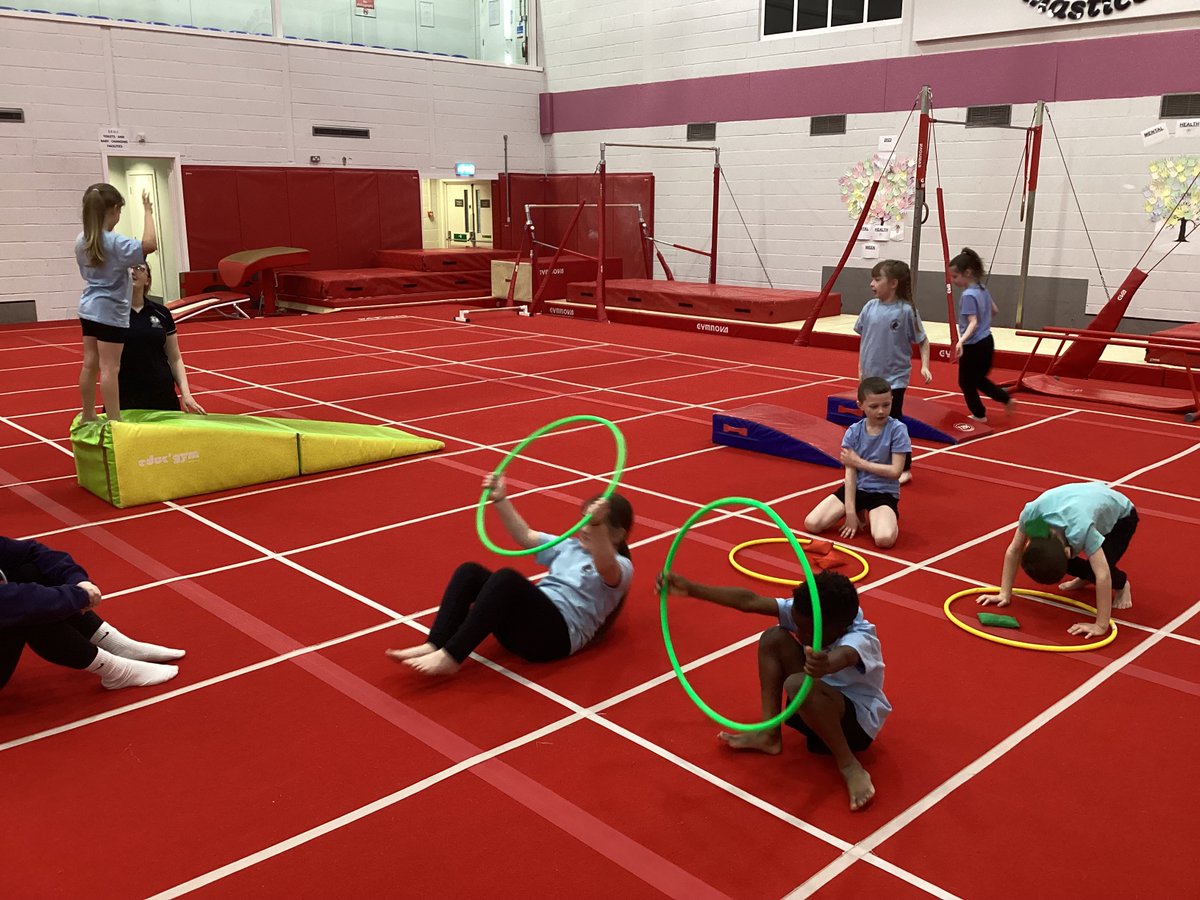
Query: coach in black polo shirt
[{"left": 119, "top": 264, "right": 206, "bottom": 414}]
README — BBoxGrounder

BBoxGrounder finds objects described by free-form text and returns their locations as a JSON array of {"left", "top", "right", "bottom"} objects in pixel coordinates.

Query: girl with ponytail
[{"left": 75, "top": 183, "right": 157, "bottom": 423}]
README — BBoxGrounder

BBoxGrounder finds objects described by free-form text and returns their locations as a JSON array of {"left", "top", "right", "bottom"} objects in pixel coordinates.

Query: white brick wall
[
  {"left": 539, "top": 2, "right": 1200, "bottom": 322},
  {"left": 0, "top": 16, "right": 545, "bottom": 320},
  {"left": 549, "top": 95, "right": 1200, "bottom": 322}
]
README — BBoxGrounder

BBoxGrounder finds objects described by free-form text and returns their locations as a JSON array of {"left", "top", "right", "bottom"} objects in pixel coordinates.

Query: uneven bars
[{"left": 928, "top": 118, "right": 1032, "bottom": 131}]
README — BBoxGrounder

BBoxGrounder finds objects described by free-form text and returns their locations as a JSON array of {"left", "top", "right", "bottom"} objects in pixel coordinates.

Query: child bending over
[
  {"left": 980, "top": 482, "right": 1138, "bottom": 638},
  {"left": 805, "top": 376, "right": 910, "bottom": 549},
  {"left": 389, "top": 474, "right": 633, "bottom": 675},
  {"left": 657, "top": 569, "right": 889, "bottom": 812}
]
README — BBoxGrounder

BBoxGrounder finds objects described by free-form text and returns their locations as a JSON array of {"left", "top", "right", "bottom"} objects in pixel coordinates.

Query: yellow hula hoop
[
  {"left": 944, "top": 587, "right": 1118, "bottom": 652},
  {"left": 728, "top": 537, "right": 870, "bottom": 586}
]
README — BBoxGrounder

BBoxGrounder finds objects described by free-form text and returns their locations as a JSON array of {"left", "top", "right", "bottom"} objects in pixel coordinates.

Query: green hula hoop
[
  {"left": 477, "top": 415, "right": 626, "bottom": 557},
  {"left": 661, "top": 497, "right": 823, "bottom": 732}
]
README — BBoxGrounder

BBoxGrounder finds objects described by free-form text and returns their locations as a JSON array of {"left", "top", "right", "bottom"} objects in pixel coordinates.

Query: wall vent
[
  {"left": 0, "top": 108, "right": 25, "bottom": 123},
  {"left": 966, "top": 105, "right": 1012, "bottom": 128},
  {"left": 1161, "top": 94, "right": 1200, "bottom": 119},
  {"left": 687, "top": 122, "right": 716, "bottom": 142},
  {"left": 312, "top": 125, "right": 371, "bottom": 139},
  {"left": 810, "top": 115, "right": 846, "bottom": 136}
]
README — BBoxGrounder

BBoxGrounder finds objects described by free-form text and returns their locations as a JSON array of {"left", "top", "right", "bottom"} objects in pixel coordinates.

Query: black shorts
[
  {"left": 785, "top": 694, "right": 874, "bottom": 755},
  {"left": 834, "top": 485, "right": 899, "bottom": 517},
  {"left": 80, "top": 317, "right": 128, "bottom": 344}
]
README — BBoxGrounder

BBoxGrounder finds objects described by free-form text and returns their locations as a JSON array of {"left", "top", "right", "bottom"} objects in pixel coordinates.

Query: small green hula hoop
[
  {"left": 661, "top": 497, "right": 823, "bottom": 732},
  {"left": 477, "top": 415, "right": 626, "bottom": 557}
]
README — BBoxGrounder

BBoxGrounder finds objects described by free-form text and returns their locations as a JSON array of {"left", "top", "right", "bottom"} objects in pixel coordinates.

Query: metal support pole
[
  {"left": 710, "top": 159, "right": 720, "bottom": 284},
  {"left": 503, "top": 134, "right": 511, "bottom": 226},
  {"left": 596, "top": 159, "right": 608, "bottom": 323},
  {"left": 1016, "top": 100, "right": 1046, "bottom": 329},
  {"left": 909, "top": 85, "right": 932, "bottom": 302}
]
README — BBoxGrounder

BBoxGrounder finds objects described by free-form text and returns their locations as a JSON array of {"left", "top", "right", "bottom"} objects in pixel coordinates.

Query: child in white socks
[{"left": 1, "top": 536, "right": 183, "bottom": 692}]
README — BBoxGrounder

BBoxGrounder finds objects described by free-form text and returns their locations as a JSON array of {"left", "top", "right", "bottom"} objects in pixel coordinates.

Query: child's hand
[
  {"left": 953, "top": 342, "right": 964, "bottom": 361},
  {"left": 1067, "top": 621, "right": 1109, "bottom": 639},
  {"left": 77, "top": 580, "right": 102, "bottom": 608},
  {"left": 976, "top": 591, "right": 1011, "bottom": 608},
  {"left": 141, "top": 189, "right": 153, "bottom": 212},
  {"left": 482, "top": 473, "right": 507, "bottom": 502},
  {"left": 920, "top": 365, "right": 932, "bottom": 383},
  {"left": 585, "top": 497, "right": 610, "bottom": 526},
  {"left": 839, "top": 510, "right": 859, "bottom": 539},
  {"left": 839, "top": 448, "right": 862, "bottom": 469},
  {"left": 803, "top": 646, "right": 833, "bottom": 678},
  {"left": 655, "top": 571, "right": 690, "bottom": 597}
]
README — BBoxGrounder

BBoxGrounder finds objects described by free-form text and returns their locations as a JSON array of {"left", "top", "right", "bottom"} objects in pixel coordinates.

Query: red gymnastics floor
[{"left": 1, "top": 306, "right": 1198, "bottom": 899}]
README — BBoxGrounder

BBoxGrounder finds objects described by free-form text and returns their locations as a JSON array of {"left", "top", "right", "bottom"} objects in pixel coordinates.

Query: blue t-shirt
[
  {"left": 75, "top": 229, "right": 146, "bottom": 328},
  {"left": 1019, "top": 483, "right": 1135, "bottom": 557},
  {"left": 774, "top": 600, "right": 891, "bottom": 739},
  {"left": 854, "top": 299, "right": 927, "bottom": 390},
  {"left": 842, "top": 416, "right": 911, "bottom": 497},
  {"left": 958, "top": 284, "right": 994, "bottom": 345},
  {"left": 535, "top": 534, "right": 633, "bottom": 653}
]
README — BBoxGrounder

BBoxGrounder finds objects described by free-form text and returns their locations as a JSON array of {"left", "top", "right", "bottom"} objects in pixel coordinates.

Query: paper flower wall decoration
[
  {"left": 839, "top": 154, "right": 917, "bottom": 225},
  {"left": 1143, "top": 156, "right": 1200, "bottom": 226}
]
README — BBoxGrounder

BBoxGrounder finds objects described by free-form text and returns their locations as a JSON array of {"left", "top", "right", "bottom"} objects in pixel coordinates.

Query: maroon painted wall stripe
[{"left": 540, "top": 28, "right": 1200, "bottom": 134}]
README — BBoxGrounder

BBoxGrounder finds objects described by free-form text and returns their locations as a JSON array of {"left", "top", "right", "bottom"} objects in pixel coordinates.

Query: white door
[
  {"left": 448, "top": 185, "right": 472, "bottom": 245},
  {"left": 473, "top": 183, "right": 493, "bottom": 247}
]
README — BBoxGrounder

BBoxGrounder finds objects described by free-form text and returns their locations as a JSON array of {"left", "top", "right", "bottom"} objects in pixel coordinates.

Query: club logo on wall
[{"left": 1021, "top": 0, "right": 1149, "bottom": 20}]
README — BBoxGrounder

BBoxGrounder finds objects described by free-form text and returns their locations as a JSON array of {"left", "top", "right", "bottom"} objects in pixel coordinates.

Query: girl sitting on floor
[{"left": 388, "top": 474, "right": 633, "bottom": 676}]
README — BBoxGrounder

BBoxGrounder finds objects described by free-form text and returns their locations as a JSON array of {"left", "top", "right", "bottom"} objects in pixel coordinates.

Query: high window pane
[
  {"left": 795, "top": 0, "right": 827, "bottom": 31},
  {"left": 867, "top": 0, "right": 903, "bottom": 22},
  {"left": 831, "top": 0, "right": 865, "bottom": 27},
  {"left": 764, "top": 0, "right": 795, "bottom": 36}
]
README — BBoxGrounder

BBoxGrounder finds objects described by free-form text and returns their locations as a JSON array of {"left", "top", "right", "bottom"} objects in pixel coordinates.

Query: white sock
[
  {"left": 90, "top": 622, "right": 185, "bottom": 662},
  {"left": 86, "top": 648, "right": 178, "bottom": 690}
]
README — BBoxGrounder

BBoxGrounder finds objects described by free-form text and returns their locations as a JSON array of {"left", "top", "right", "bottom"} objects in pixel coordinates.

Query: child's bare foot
[
  {"left": 1113, "top": 581, "right": 1133, "bottom": 610},
  {"left": 718, "top": 730, "right": 781, "bottom": 755},
  {"left": 404, "top": 648, "right": 461, "bottom": 676},
  {"left": 839, "top": 762, "right": 875, "bottom": 812},
  {"left": 386, "top": 643, "right": 436, "bottom": 662},
  {"left": 1059, "top": 577, "right": 1086, "bottom": 592}
]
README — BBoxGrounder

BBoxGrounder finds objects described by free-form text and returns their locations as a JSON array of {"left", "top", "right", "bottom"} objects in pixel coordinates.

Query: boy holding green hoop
[{"left": 657, "top": 570, "right": 889, "bottom": 812}]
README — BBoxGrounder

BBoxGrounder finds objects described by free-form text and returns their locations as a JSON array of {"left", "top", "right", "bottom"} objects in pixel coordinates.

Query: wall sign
[
  {"left": 99, "top": 127, "right": 130, "bottom": 150},
  {"left": 915, "top": 0, "right": 1188, "bottom": 41},
  {"left": 1021, "top": 0, "right": 1150, "bottom": 21},
  {"left": 354, "top": 0, "right": 376, "bottom": 18}
]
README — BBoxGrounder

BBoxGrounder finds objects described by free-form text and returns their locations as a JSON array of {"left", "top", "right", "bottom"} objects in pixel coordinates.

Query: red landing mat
[
  {"left": 566, "top": 279, "right": 842, "bottom": 323},
  {"left": 276, "top": 267, "right": 490, "bottom": 308},
  {"left": 374, "top": 248, "right": 517, "bottom": 271},
  {"left": 1146, "top": 321, "right": 1200, "bottom": 366},
  {"left": 1020, "top": 372, "right": 1197, "bottom": 414}
]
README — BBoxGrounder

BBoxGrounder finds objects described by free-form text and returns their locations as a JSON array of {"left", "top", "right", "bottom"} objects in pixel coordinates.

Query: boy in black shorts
[
  {"left": 656, "top": 570, "right": 889, "bottom": 812},
  {"left": 805, "top": 376, "right": 910, "bottom": 549}
]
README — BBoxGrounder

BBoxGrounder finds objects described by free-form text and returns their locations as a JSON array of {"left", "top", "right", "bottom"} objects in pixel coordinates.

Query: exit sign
[{"left": 455, "top": 162, "right": 475, "bottom": 177}]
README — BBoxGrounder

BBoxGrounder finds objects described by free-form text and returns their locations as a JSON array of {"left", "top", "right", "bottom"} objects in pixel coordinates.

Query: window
[{"left": 764, "top": 0, "right": 901, "bottom": 36}]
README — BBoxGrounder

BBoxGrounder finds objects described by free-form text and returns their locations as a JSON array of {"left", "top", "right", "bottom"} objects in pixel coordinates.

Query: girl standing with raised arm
[{"left": 75, "top": 183, "right": 157, "bottom": 423}]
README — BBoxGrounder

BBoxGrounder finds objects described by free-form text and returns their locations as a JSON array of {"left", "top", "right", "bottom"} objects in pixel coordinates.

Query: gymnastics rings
[
  {"left": 476, "top": 415, "right": 626, "bottom": 558},
  {"left": 728, "top": 537, "right": 870, "bottom": 586},
  {"left": 944, "top": 587, "right": 1118, "bottom": 653},
  {"left": 661, "top": 497, "right": 822, "bottom": 732}
]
